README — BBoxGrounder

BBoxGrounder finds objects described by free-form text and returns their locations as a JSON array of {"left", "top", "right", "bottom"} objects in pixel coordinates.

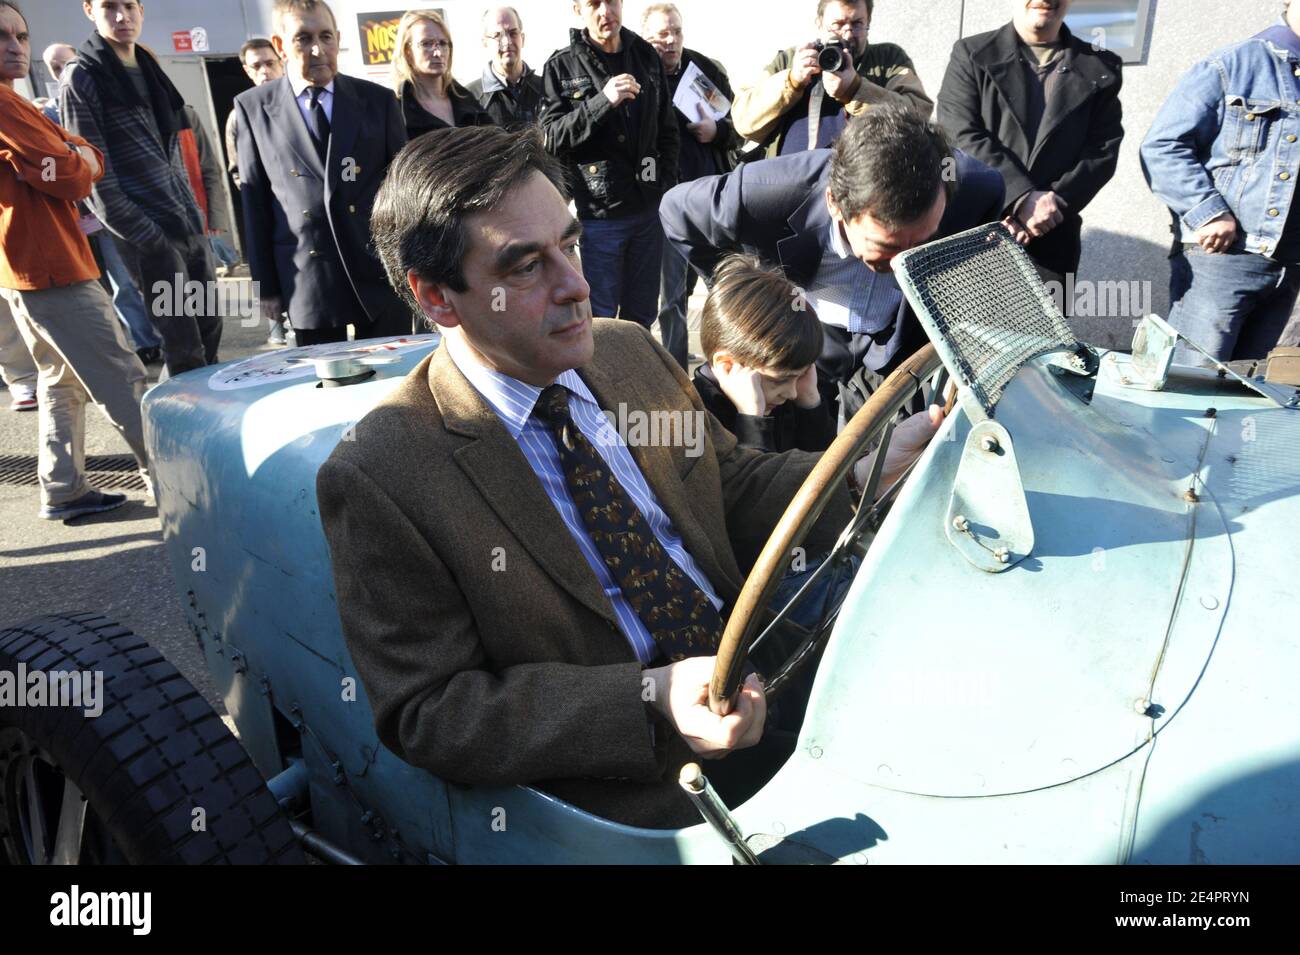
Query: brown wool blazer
[{"left": 316, "top": 319, "right": 853, "bottom": 829}]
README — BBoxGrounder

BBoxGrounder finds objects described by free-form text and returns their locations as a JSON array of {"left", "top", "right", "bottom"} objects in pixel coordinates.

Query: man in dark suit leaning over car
[
  {"left": 315, "top": 125, "right": 876, "bottom": 830},
  {"left": 660, "top": 106, "right": 1005, "bottom": 419},
  {"left": 236, "top": 0, "right": 411, "bottom": 345}
]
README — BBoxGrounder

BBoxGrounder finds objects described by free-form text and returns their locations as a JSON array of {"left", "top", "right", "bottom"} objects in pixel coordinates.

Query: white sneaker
[{"left": 8, "top": 386, "right": 36, "bottom": 411}]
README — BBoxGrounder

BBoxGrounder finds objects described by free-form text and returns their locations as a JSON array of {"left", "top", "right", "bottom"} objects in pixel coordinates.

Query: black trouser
[
  {"left": 367, "top": 297, "right": 421, "bottom": 338},
  {"left": 293, "top": 326, "right": 349, "bottom": 347},
  {"left": 119, "top": 232, "right": 221, "bottom": 379},
  {"left": 816, "top": 323, "right": 884, "bottom": 427},
  {"left": 657, "top": 242, "right": 697, "bottom": 369},
  {"left": 817, "top": 322, "right": 934, "bottom": 428},
  {"left": 1025, "top": 216, "right": 1083, "bottom": 315}
]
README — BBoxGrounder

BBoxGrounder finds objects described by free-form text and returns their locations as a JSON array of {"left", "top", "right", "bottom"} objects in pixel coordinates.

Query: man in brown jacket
[
  {"left": 733, "top": 0, "right": 932, "bottom": 158},
  {"left": 316, "top": 125, "right": 858, "bottom": 829}
]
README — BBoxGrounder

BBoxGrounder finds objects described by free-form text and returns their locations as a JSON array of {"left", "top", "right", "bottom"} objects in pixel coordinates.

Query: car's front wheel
[{"left": 0, "top": 613, "right": 304, "bottom": 864}]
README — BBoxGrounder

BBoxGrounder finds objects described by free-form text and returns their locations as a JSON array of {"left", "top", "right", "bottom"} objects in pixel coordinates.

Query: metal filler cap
[{"left": 286, "top": 350, "right": 401, "bottom": 387}]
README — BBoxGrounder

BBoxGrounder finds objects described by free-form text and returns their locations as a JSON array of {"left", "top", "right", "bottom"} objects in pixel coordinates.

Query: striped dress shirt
[
  {"left": 805, "top": 219, "right": 904, "bottom": 335},
  {"left": 445, "top": 338, "right": 723, "bottom": 664}
]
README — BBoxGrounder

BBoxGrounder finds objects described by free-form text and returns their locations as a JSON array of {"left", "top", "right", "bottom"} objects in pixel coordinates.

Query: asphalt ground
[{"left": 0, "top": 275, "right": 704, "bottom": 717}]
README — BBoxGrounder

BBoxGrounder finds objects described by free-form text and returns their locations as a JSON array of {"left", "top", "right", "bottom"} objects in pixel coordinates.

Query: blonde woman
[{"left": 392, "top": 10, "right": 493, "bottom": 139}]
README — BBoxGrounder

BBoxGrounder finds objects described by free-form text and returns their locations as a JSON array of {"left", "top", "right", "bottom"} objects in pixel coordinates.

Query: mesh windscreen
[{"left": 894, "top": 224, "right": 1083, "bottom": 416}]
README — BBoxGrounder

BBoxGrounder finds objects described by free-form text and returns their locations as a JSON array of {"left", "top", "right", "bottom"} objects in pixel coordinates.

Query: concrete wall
[
  {"left": 20, "top": 0, "right": 1289, "bottom": 345},
  {"left": 20, "top": 1, "right": 267, "bottom": 68}
]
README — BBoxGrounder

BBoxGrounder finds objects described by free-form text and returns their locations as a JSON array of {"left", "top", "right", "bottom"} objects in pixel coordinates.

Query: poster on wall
[
  {"left": 356, "top": 9, "right": 446, "bottom": 78},
  {"left": 357, "top": 10, "right": 407, "bottom": 68},
  {"left": 170, "top": 27, "right": 210, "bottom": 54}
]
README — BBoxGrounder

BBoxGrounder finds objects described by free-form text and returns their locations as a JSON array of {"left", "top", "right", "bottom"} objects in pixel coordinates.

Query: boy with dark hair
[{"left": 691, "top": 254, "right": 835, "bottom": 454}]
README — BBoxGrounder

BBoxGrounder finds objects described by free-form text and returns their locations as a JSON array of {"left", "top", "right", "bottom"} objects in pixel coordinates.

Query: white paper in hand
[{"left": 673, "top": 61, "right": 731, "bottom": 123}]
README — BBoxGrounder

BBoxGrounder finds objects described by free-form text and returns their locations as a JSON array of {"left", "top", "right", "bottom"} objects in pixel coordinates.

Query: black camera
[{"left": 813, "top": 38, "right": 854, "bottom": 73}]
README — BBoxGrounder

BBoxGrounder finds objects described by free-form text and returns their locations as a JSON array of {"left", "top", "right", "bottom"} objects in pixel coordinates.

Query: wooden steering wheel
[{"left": 709, "top": 343, "right": 946, "bottom": 714}]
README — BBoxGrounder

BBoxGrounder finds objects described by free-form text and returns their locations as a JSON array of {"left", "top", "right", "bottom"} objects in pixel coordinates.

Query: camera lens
[{"left": 816, "top": 45, "right": 845, "bottom": 72}]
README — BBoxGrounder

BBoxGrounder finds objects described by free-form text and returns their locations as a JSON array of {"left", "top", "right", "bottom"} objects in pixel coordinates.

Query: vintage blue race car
[{"left": 2, "top": 226, "right": 1297, "bottom": 864}]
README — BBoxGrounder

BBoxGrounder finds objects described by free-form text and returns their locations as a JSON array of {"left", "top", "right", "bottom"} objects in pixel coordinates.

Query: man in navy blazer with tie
[
  {"left": 236, "top": 0, "right": 411, "bottom": 345},
  {"left": 661, "top": 106, "right": 1004, "bottom": 415}
]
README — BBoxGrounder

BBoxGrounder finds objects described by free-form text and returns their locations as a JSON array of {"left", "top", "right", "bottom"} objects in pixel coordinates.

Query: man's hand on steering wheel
[
  {"left": 644, "top": 656, "right": 766, "bottom": 758},
  {"left": 852, "top": 404, "right": 946, "bottom": 501}
]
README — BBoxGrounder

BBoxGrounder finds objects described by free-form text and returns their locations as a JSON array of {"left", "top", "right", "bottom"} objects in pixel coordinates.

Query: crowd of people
[
  {"left": 3, "top": 0, "right": 1300, "bottom": 822},
  {"left": 3, "top": 0, "right": 1299, "bottom": 520}
]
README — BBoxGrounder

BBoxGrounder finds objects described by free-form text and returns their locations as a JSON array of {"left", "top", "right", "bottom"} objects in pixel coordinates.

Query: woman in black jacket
[{"left": 392, "top": 9, "right": 493, "bottom": 139}]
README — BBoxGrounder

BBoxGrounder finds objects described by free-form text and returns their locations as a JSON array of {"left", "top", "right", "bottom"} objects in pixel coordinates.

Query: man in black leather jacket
[{"left": 540, "top": 0, "right": 679, "bottom": 330}]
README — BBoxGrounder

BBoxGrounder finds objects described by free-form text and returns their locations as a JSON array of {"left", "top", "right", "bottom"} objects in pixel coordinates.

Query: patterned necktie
[
  {"left": 533, "top": 384, "right": 724, "bottom": 663},
  {"left": 308, "top": 87, "right": 331, "bottom": 162}
]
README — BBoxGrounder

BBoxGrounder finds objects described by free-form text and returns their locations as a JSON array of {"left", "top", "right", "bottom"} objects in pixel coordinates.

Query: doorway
[{"left": 205, "top": 56, "right": 257, "bottom": 257}]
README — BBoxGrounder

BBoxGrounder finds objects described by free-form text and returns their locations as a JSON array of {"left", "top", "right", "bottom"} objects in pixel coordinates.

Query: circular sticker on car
[{"left": 207, "top": 337, "right": 436, "bottom": 391}]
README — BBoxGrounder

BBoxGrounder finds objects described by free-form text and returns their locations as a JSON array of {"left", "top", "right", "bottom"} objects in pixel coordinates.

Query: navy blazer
[
  {"left": 235, "top": 74, "right": 410, "bottom": 332},
  {"left": 660, "top": 147, "right": 1005, "bottom": 373}
]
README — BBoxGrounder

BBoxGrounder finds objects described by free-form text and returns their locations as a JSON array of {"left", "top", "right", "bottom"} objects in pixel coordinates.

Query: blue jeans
[
  {"left": 1167, "top": 244, "right": 1300, "bottom": 367},
  {"left": 581, "top": 207, "right": 663, "bottom": 329},
  {"left": 209, "top": 234, "right": 239, "bottom": 269},
  {"left": 99, "top": 234, "right": 162, "bottom": 351},
  {"left": 768, "top": 553, "right": 860, "bottom": 634},
  {"left": 657, "top": 241, "right": 695, "bottom": 368}
]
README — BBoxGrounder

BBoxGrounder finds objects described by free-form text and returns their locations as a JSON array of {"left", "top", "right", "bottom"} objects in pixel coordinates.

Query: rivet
[
  {"left": 952, "top": 515, "right": 970, "bottom": 532},
  {"left": 1134, "top": 698, "right": 1150, "bottom": 714},
  {"left": 1184, "top": 488, "right": 1200, "bottom": 503},
  {"left": 993, "top": 546, "right": 1011, "bottom": 563},
  {"left": 980, "top": 434, "right": 1000, "bottom": 453},
  {"left": 1205, "top": 407, "right": 1217, "bottom": 418},
  {"left": 809, "top": 745, "right": 823, "bottom": 759}
]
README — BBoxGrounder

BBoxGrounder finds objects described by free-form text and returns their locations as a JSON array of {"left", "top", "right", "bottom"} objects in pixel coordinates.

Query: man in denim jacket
[{"left": 1141, "top": 3, "right": 1300, "bottom": 366}]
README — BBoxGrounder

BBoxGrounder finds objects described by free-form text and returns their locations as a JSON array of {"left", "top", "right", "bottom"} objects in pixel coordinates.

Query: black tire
[{"left": 0, "top": 613, "right": 305, "bottom": 864}]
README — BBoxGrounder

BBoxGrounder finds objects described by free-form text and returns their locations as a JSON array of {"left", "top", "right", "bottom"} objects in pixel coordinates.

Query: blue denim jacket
[{"left": 1141, "top": 22, "right": 1300, "bottom": 257}]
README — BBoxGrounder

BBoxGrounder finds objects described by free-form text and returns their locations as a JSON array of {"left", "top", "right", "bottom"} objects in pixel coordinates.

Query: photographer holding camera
[{"left": 732, "top": 0, "right": 931, "bottom": 158}]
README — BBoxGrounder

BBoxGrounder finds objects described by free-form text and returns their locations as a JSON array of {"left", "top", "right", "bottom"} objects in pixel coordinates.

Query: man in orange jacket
[{"left": 0, "top": 0, "right": 151, "bottom": 520}]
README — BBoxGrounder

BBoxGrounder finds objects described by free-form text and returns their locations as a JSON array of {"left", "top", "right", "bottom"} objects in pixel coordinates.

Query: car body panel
[{"left": 142, "top": 336, "right": 1300, "bottom": 864}]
